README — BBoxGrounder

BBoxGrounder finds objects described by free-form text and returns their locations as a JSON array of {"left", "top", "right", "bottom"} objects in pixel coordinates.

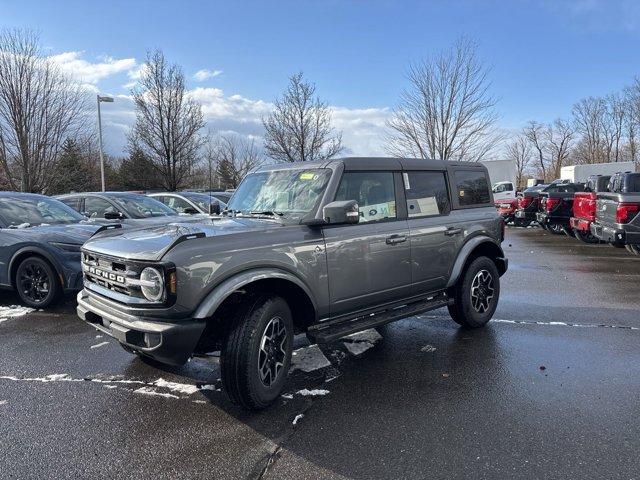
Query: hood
[
  {"left": 1, "top": 222, "right": 102, "bottom": 245},
  {"left": 89, "top": 214, "right": 208, "bottom": 227},
  {"left": 82, "top": 217, "right": 281, "bottom": 261}
]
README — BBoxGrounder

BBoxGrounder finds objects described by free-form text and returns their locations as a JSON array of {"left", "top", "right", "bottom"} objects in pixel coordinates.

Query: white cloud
[
  {"left": 98, "top": 85, "right": 391, "bottom": 158},
  {"left": 193, "top": 69, "right": 223, "bottom": 82},
  {"left": 49, "top": 51, "right": 137, "bottom": 84}
]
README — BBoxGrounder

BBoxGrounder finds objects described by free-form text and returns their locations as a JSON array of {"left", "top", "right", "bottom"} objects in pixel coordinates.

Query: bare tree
[
  {"left": 262, "top": 72, "right": 343, "bottom": 162},
  {"left": 571, "top": 96, "right": 608, "bottom": 164},
  {"left": 131, "top": 50, "right": 205, "bottom": 190},
  {"left": 210, "top": 134, "right": 263, "bottom": 189},
  {"left": 505, "top": 134, "right": 531, "bottom": 189},
  {"left": 546, "top": 119, "right": 574, "bottom": 178},
  {"left": 0, "top": 29, "right": 87, "bottom": 192},
  {"left": 386, "top": 38, "right": 501, "bottom": 162},
  {"left": 523, "top": 121, "right": 549, "bottom": 180}
]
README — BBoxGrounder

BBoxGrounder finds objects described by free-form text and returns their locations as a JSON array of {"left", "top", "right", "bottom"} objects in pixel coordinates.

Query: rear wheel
[
  {"left": 548, "top": 224, "right": 564, "bottom": 235},
  {"left": 448, "top": 256, "right": 500, "bottom": 329},
  {"left": 514, "top": 218, "right": 529, "bottom": 228},
  {"left": 15, "top": 256, "right": 60, "bottom": 308},
  {"left": 561, "top": 226, "right": 573, "bottom": 237},
  {"left": 221, "top": 295, "right": 293, "bottom": 410},
  {"left": 574, "top": 229, "right": 600, "bottom": 244},
  {"left": 625, "top": 244, "right": 640, "bottom": 256}
]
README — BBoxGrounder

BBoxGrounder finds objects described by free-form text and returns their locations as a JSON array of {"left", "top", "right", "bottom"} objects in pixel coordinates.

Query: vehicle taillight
[
  {"left": 615, "top": 203, "right": 640, "bottom": 224},
  {"left": 519, "top": 196, "right": 532, "bottom": 209},
  {"left": 546, "top": 197, "right": 561, "bottom": 212}
]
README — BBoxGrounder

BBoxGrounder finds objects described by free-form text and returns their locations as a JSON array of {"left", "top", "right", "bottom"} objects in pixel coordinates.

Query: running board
[{"left": 307, "top": 292, "right": 451, "bottom": 344}]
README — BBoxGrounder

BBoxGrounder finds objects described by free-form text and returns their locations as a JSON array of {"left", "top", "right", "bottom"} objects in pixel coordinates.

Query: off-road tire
[
  {"left": 15, "top": 256, "right": 61, "bottom": 308},
  {"left": 448, "top": 256, "right": 500, "bottom": 329},
  {"left": 574, "top": 229, "right": 600, "bottom": 244},
  {"left": 221, "top": 294, "right": 293, "bottom": 410},
  {"left": 625, "top": 244, "right": 640, "bottom": 256}
]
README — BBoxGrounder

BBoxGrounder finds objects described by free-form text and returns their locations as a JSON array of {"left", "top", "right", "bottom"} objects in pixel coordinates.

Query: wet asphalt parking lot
[{"left": 1, "top": 226, "right": 640, "bottom": 480}]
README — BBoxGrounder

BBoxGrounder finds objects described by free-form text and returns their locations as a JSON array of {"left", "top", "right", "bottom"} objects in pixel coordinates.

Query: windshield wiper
[{"left": 250, "top": 210, "right": 284, "bottom": 217}]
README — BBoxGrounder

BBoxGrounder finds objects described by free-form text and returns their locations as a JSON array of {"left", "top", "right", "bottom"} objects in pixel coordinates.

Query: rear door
[
  {"left": 323, "top": 170, "right": 411, "bottom": 315},
  {"left": 403, "top": 169, "right": 457, "bottom": 293}
]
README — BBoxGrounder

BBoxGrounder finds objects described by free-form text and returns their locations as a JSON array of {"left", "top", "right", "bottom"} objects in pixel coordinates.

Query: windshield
[
  {"left": 182, "top": 192, "right": 225, "bottom": 212},
  {"left": 0, "top": 196, "right": 85, "bottom": 227},
  {"left": 226, "top": 169, "right": 331, "bottom": 219},
  {"left": 111, "top": 195, "right": 177, "bottom": 219}
]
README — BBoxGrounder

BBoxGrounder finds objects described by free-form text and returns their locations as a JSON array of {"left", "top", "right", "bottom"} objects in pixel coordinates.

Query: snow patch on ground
[
  {"left": 0, "top": 305, "right": 36, "bottom": 324},
  {"left": 90, "top": 341, "right": 109, "bottom": 349},
  {"left": 281, "top": 393, "right": 293, "bottom": 399},
  {"left": 0, "top": 400, "right": 7, "bottom": 406},
  {"left": 291, "top": 344, "right": 331, "bottom": 372},
  {"left": 296, "top": 388, "right": 329, "bottom": 397},
  {"left": 153, "top": 378, "right": 200, "bottom": 395},
  {"left": 342, "top": 328, "right": 382, "bottom": 356},
  {"left": 421, "top": 345, "right": 437, "bottom": 353},
  {"left": 293, "top": 413, "right": 304, "bottom": 425},
  {"left": 134, "top": 387, "right": 180, "bottom": 399}
]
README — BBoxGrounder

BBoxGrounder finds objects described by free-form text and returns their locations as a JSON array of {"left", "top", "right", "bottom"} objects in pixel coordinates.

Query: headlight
[
  {"left": 49, "top": 242, "right": 82, "bottom": 252},
  {"left": 139, "top": 267, "right": 164, "bottom": 302}
]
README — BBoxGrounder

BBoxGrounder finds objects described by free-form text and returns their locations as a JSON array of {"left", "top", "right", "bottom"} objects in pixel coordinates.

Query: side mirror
[
  {"left": 323, "top": 200, "right": 359, "bottom": 225},
  {"left": 183, "top": 207, "right": 199, "bottom": 215},
  {"left": 104, "top": 211, "right": 124, "bottom": 220},
  {"left": 209, "top": 203, "right": 221, "bottom": 215}
]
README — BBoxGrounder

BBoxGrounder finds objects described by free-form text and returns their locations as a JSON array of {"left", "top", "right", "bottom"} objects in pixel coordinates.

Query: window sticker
[
  {"left": 403, "top": 172, "right": 410, "bottom": 190},
  {"left": 299, "top": 172, "right": 316, "bottom": 180}
]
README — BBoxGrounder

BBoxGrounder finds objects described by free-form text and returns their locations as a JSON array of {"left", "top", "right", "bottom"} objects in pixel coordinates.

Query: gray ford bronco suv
[{"left": 77, "top": 157, "right": 507, "bottom": 409}]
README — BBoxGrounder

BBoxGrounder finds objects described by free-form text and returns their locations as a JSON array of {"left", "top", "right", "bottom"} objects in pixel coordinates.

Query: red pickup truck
[
  {"left": 569, "top": 175, "right": 610, "bottom": 243},
  {"left": 496, "top": 198, "right": 519, "bottom": 224}
]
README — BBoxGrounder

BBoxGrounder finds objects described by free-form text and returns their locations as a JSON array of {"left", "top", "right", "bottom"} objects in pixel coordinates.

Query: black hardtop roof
[{"left": 256, "top": 156, "right": 487, "bottom": 172}]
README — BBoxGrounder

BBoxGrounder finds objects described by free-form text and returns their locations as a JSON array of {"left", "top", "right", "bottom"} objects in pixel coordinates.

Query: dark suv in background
[{"left": 76, "top": 157, "right": 508, "bottom": 409}]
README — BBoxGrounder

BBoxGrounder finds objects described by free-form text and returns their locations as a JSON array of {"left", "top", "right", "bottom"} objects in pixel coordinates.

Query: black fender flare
[
  {"left": 8, "top": 245, "right": 65, "bottom": 287},
  {"left": 192, "top": 267, "right": 318, "bottom": 320},
  {"left": 446, "top": 236, "right": 507, "bottom": 288}
]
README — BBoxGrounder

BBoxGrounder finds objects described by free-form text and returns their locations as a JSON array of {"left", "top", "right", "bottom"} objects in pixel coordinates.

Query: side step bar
[{"left": 307, "top": 292, "right": 451, "bottom": 344}]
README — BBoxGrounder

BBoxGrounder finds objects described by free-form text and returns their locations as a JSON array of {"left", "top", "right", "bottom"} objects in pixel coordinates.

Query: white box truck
[
  {"left": 560, "top": 162, "right": 636, "bottom": 183},
  {"left": 481, "top": 159, "right": 518, "bottom": 203}
]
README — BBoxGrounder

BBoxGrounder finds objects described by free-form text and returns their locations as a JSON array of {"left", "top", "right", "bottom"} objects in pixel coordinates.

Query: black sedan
[{"left": 0, "top": 192, "right": 108, "bottom": 307}]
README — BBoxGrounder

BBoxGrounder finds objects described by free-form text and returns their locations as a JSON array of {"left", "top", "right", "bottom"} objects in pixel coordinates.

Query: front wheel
[
  {"left": 15, "top": 256, "right": 61, "bottom": 308},
  {"left": 221, "top": 295, "right": 293, "bottom": 410},
  {"left": 448, "top": 256, "right": 500, "bottom": 329},
  {"left": 574, "top": 229, "right": 600, "bottom": 244}
]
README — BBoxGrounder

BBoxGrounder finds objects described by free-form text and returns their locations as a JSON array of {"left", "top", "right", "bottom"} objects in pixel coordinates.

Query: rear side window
[
  {"left": 627, "top": 174, "right": 640, "bottom": 193},
  {"left": 454, "top": 170, "right": 490, "bottom": 206},
  {"left": 403, "top": 171, "right": 450, "bottom": 217},
  {"left": 59, "top": 197, "right": 81, "bottom": 212}
]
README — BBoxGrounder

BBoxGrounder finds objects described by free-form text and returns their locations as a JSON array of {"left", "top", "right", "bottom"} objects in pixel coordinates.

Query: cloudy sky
[{"left": 2, "top": 0, "right": 640, "bottom": 157}]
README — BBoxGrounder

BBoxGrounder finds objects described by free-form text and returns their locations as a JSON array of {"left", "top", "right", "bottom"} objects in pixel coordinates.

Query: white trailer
[
  {"left": 560, "top": 162, "right": 636, "bottom": 183},
  {"left": 480, "top": 159, "right": 518, "bottom": 202}
]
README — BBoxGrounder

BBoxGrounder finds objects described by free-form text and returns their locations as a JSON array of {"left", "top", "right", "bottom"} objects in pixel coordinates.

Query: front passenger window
[{"left": 335, "top": 172, "right": 396, "bottom": 223}]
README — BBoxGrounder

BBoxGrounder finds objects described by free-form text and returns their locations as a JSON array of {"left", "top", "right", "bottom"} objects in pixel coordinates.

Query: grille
[{"left": 82, "top": 252, "right": 145, "bottom": 298}]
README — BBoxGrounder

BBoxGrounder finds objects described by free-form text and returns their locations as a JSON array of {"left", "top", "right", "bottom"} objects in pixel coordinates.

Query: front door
[{"left": 323, "top": 171, "right": 411, "bottom": 316}]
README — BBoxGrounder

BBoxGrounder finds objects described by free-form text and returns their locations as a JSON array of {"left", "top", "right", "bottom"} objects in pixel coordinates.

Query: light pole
[{"left": 97, "top": 95, "right": 114, "bottom": 192}]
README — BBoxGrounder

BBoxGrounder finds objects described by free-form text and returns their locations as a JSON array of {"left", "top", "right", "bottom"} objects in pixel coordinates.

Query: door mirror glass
[
  {"left": 323, "top": 200, "right": 359, "bottom": 225},
  {"left": 209, "top": 202, "right": 221, "bottom": 215}
]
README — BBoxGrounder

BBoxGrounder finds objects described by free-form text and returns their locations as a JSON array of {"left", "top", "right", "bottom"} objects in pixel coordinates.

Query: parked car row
[
  {"left": 497, "top": 171, "right": 640, "bottom": 256},
  {"left": 0, "top": 190, "right": 230, "bottom": 307}
]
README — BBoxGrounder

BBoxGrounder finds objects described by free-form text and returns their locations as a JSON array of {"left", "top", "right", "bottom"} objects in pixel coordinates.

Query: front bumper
[
  {"left": 589, "top": 223, "right": 640, "bottom": 246},
  {"left": 77, "top": 290, "right": 205, "bottom": 365}
]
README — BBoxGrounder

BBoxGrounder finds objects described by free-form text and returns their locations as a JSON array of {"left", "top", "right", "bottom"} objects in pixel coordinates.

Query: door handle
[
  {"left": 386, "top": 234, "right": 407, "bottom": 245},
  {"left": 444, "top": 228, "right": 462, "bottom": 236}
]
